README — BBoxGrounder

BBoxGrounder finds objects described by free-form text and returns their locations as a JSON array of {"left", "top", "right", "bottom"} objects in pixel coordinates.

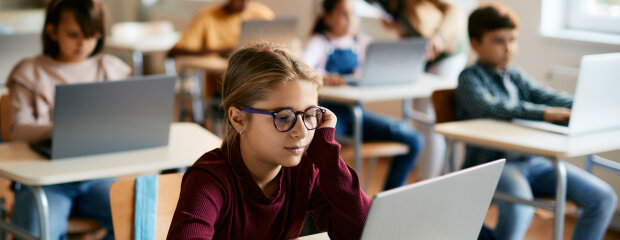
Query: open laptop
[
  {"left": 31, "top": 74, "right": 176, "bottom": 159},
  {"left": 237, "top": 17, "right": 297, "bottom": 48},
  {"left": 345, "top": 37, "right": 427, "bottom": 87},
  {"left": 512, "top": 52, "right": 620, "bottom": 135},
  {"left": 361, "top": 159, "right": 505, "bottom": 240}
]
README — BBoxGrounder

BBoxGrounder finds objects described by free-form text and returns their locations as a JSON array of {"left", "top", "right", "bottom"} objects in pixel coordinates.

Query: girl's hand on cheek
[{"left": 318, "top": 107, "right": 337, "bottom": 129}]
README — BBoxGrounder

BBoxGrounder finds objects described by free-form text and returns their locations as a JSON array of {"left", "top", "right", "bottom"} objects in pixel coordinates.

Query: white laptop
[
  {"left": 513, "top": 52, "right": 620, "bottom": 135},
  {"left": 360, "top": 159, "right": 505, "bottom": 240},
  {"left": 31, "top": 75, "right": 176, "bottom": 159},
  {"left": 237, "top": 17, "right": 297, "bottom": 48},
  {"left": 345, "top": 37, "right": 427, "bottom": 87}
]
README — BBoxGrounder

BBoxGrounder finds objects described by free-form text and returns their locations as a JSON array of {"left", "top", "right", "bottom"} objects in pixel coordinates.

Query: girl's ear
[
  {"left": 228, "top": 107, "right": 248, "bottom": 134},
  {"left": 45, "top": 24, "right": 58, "bottom": 41}
]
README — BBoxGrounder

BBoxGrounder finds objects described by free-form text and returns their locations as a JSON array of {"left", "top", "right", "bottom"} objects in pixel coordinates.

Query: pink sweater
[
  {"left": 167, "top": 128, "right": 370, "bottom": 240},
  {"left": 5, "top": 54, "right": 131, "bottom": 142}
]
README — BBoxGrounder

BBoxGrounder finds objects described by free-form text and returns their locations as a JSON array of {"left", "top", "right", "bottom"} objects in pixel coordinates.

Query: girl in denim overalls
[{"left": 302, "top": 0, "right": 423, "bottom": 190}]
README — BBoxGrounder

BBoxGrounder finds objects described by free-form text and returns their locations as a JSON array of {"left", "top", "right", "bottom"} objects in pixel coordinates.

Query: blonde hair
[{"left": 220, "top": 42, "right": 323, "bottom": 148}]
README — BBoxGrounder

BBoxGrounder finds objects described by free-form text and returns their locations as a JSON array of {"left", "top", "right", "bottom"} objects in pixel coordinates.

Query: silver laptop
[
  {"left": 346, "top": 37, "right": 427, "bottom": 87},
  {"left": 0, "top": 33, "right": 41, "bottom": 87},
  {"left": 361, "top": 159, "right": 505, "bottom": 240},
  {"left": 513, "top": 52, "right": 620, "bottom": 135},
  {"left": 237, "top": 17, "right": 297, "bottom": 48},
  {"left": 47, "top": 74, "right": 176, "bottom": 159}
]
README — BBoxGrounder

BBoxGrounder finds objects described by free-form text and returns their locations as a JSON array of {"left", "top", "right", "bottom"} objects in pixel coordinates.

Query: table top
[
  {"left": 318, "top": 73, "right": 453, "bottom": 103},
  {"left": 0, "top": 122, "right": 221, "bottom": 186},
  {"left": 434, "top": 119, "right": 620, "bottom": 158},
  {"left": 106, "top": 32, "right": 180, "bottom": 53}
]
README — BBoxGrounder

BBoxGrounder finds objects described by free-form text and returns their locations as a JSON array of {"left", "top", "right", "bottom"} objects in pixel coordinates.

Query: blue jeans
[
  {"left": 12, "top": 178, "right": 116, "bottom": 240},
  {"left": 494, "top": 156, "right": 617, "bottom": 240},
  {"left": 324, "top": 101, "right": 424, "bottom": 190}
]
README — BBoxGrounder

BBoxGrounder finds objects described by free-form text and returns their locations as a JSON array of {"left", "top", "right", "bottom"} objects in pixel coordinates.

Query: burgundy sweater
[{"left": 167, "top": 128, "right": 371, "bottom": 240}]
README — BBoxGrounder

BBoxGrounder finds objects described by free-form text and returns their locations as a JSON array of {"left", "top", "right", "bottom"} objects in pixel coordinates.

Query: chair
[
  {"left": 340, "top": 142, "right": 409, "bottom": 187},
  {"left": 1, "top": 91, "right": 11, "bottom": 142},
  {"left": 110, "top": 173, "right": 184, "bottom": 240}
]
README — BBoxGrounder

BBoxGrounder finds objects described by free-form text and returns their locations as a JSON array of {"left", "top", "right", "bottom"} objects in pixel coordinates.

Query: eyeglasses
[{"left": 239, "top": 107, "right": 326, "bottom": 132}]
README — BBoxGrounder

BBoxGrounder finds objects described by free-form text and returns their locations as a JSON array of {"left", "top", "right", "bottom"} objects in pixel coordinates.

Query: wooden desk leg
[
  {"left": 131, "top": 50, "right": 144, "bottom": 77},
  {"left": 28, "top": 185, "right": 50, "bottom": 240},
  {"left": 552, "top": 158, "right": 567, "bottom": 240},
  {"left": 350, "top": 104, "right": 364, "bottom": 177}
]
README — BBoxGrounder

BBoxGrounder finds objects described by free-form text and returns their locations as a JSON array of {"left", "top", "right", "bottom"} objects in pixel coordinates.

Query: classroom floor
[{"left": 352, "top": 156, "right": 620, "bottom": 240}]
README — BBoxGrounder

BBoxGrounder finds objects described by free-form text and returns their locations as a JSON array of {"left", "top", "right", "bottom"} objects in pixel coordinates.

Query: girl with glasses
[{"left": 167, "top": 43, "right": 370, "bottom": 240}]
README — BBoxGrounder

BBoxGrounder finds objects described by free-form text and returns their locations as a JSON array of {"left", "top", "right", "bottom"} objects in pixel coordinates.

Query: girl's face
[
  {"left": 46, "top": 10, "right": 99, "bottom": 63},
  {"left": 324, "top": 0, "right": 356, "bottom": 37},
  {"left": 239, "top": 80, "right": 319, "bottom": 169}
]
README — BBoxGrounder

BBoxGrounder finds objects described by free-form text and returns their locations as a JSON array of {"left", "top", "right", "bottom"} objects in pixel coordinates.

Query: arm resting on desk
[{"left": 306, "top": 128, "right": 371, "bottom": 240}]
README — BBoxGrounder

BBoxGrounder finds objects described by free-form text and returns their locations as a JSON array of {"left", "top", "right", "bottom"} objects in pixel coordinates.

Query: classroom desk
[
  {"left": 434, "top": 119, "right": 620, "bottom": 240},
  {"left": 319, "top": 73, "right": 455, "bottom": 175},
  {"left": 106, "top": 32, "right": 180, "bottom": 76},
  {"left": 292, "top": 232, "right": 329, "bottom": 240},
  {"left": 0, "top": 122, "right": 221, "bottom": 240}
]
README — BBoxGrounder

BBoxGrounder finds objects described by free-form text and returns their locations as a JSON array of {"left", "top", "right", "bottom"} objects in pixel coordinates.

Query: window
[
  {"left": 540, "top": 0, "right": 620, "bottom": 45},
  {"left": 567, "top": 0, "right": 620, "bottom": 34}
]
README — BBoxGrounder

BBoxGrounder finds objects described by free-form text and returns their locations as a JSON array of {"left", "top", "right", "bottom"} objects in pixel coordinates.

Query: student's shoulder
[
  {"left": 185, "top": 148, "right": 234, "bottom": 185},
  {"left": 245, "top": 2, "right": 275, "bottom": 20},
  {"left": 458, "top": 64, "right": 486, "bottom": 82},
  {"left": 5, "top": 55, "right": 48, "bottom": 89},
  {"left": 100, "top": 54, "right": 131, "bottom": 78}
]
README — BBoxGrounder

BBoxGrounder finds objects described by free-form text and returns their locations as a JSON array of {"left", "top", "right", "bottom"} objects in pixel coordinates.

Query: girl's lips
[{"left": 284, "top": 146, "right": 306, "bottom": 155}]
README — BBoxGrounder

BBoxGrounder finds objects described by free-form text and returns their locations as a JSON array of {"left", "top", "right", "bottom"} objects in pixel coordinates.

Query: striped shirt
[{"left": 455, "top": 61, "right": 573, "bottom": 167}]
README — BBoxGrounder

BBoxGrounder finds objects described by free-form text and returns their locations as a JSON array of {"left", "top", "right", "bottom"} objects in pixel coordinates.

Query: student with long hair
[
  {"left": 167, "top": 43, "right": 370, "bottom": 240},
  {"left": 6, "top": 0, "right": 131, "bottom": 238}
]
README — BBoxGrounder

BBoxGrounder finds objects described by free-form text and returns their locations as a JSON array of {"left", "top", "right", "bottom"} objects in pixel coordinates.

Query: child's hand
[
  {"left": 318, "top": 107, "right": 337, "bottom": 129},
  {"left": 543, "top": 107, "right": 571, "bottom": 123},
  {"left": 323, "top": 74, "right": 346, "bottom": 86}
]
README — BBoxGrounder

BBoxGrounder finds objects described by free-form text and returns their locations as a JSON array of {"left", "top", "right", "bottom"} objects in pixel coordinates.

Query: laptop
[
  {"left": 345, "top": 37, "right": 427, "bottom": 87},
  {"left": 237, "top": 17, "right": 297, "bottom": 48},
  {"left": 361, "top": 159, "right": 505, "bottom": 240},
  {"left": 0, "top": 33, "right": 41, "bottom": 87},
  {"left": 32, "top": 74, "right": 176, "bottom": 159},
  {"left": 512, "top": 52, "right": 620, "bottom": 135}
]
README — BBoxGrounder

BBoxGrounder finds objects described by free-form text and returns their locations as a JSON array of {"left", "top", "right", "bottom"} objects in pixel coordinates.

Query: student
[
  {"left": 455, "top": 4, "right": 617, "bottom": 240},
  {"left": 302, "top": 0, "right": 423, "bottom": 190},
  {"left": 168, "top": 0, "right": 275, "bottom": 58},
  {"left": 167, "top": 43, "right": 370, "bottom": 240},
  {"left": 371, "top": 0, "right": 468, "bottom": 180},
  {"left": 374, "top": 0, "right": 467, "bottom": 81},
  {"left": 5, "top": 0, "right": 131, "bottom": 239}
]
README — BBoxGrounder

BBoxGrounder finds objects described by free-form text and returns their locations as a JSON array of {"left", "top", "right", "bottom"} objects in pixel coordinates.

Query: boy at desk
[{"left": 455, "top": 3, "right": 616, "bottom": 240}]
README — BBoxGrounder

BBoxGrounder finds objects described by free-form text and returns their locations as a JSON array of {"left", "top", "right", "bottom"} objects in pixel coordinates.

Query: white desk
[
  {"left": 434, "top": 119, "right": 620, "bottom": 240},
  {"left": 0, "top": 122, "right": 221, "bottom": 240},
  {"left": 106, "top": 32, "right": 180, "bottom": 76},
  {"left": 319, "top": 73, "right": 454, "bottom": 174}
]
